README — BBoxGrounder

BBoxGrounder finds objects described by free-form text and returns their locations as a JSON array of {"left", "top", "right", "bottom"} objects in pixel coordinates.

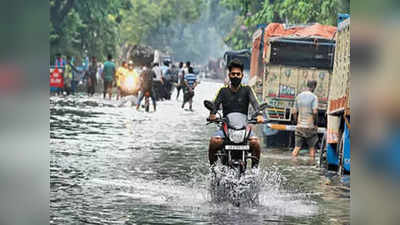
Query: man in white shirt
[
  {"left": 152, "top": 62, "right": 165, "bottom": 101},
  {"left": 176, "top": 62, "right": 185, "bottom": 100}
]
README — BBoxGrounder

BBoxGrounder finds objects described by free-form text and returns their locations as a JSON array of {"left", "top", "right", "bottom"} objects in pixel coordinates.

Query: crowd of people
[
  {"left": 51, "top": 54, "right": 319, "bottom": 164},
  {"left": 50, "top": 53, "right": 199, "bottom": 112}
]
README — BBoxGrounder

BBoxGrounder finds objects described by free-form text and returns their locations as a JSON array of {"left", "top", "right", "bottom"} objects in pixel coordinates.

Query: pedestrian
[
  {"left": 102, "top": 54, "right": 116, "bottom": 100},
  {"left": 136, "top": 64, "right": 157, "bottom": 111},
  {"left": 184, "top": 61, "right": 190, "bottom": 74},
  {"left": 182, "top": 66, "right": 198, "bottom": 111},
  {"left": 63, "top": 56, "right": 77, "bottom": 96},
  {"left": 292, "top": 80, "right": 319, "bottom": 158},
  {"left": 123, "top": 60, "right": 140, "bottom": 96},
  {"left": 55, "top": 53, "right": 65, "bottom": 68},
  {"left": 152, "top": 62, "right": 164, "bottom": 101},
  {"left": 116, "top": 61, "right": 128, "bottom": 100},
  {"left": 70, "top": 57, "right": 80, "bottom": 95},
  {"left": 86, "top": 56, "right": 97, "bottom": 96},
  {"left": 176, "top": 62, "right": 184, "bottom": 100},
  {"left": 160, "top": 60, "right": 172, "bottom": 100}
]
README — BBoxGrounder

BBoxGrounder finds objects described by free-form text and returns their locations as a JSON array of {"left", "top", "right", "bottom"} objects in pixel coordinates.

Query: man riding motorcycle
[
  {"left": 120, "top": 61, "right": 140, "bottom": 97},
  {"left": 208, "top": 58, "right": 264, "bottom": 168}
]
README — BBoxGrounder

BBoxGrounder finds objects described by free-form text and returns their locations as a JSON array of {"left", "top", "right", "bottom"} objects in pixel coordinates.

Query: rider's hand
[
  {"left": 209, "top": 114, "right": 217, "bottom": 121},
  {"left": 256, "top": 115, "right": 264, "bottom": 124}
]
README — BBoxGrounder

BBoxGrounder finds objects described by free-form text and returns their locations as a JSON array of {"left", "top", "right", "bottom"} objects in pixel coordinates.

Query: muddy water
[{"left": 50, "top": 80, "right": 350, "bottom": 225}]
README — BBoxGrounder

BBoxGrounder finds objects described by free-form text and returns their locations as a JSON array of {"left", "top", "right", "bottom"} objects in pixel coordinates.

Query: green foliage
[
  {"left": 50, "top": 0, "right": 350, "bottom": 64},
  {"left": 50, "top": 0, "right": 208, "bottom": 63},
  {"left": 220, "top": 0, "right": 350, "bottom": 50},
  {"left": 50, "top": 0, "right": 129, "bottom": 62}
]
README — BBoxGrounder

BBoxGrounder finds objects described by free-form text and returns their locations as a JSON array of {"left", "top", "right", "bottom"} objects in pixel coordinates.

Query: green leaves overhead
[
  {"left": 50, "top": 0, "right": 349, "bottom": 63},
  {"left": 220, "top": 0, "right": 350, "bottom": 50},
  {"left": 50, "top": 0, "right": 206, "bottom": 62},
  {"left": 50, "top": 0, "right": 130, "bottom": 61}
]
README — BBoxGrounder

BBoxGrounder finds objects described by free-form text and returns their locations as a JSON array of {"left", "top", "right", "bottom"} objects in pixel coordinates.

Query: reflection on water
[{"left": 50, "top": 80, "right": 349, "bottom": 225}]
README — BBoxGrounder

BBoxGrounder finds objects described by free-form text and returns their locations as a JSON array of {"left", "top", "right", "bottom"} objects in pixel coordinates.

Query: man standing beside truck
[{"left": 292, "top": 80, "right": 319, "bottom": 158}]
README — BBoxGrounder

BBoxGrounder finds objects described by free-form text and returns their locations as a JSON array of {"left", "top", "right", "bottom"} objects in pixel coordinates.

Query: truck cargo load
[
  {"left": 250, "top": 23, "right": 337, "bottom": 148},
  {"left": 252, "top": 23, "right": 337, "bottom": 122}
]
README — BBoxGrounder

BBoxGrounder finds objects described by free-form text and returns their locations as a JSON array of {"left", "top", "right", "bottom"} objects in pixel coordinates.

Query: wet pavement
[{"left": 50, "top": 80, "right": 350, "bottom": 225}]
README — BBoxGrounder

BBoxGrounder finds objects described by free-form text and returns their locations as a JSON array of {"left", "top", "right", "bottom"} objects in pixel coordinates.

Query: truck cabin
[
  {"left": 268, "top": 37, "right": 335, "bottom": 70},
  {"left": 265, "top": 37, "right": 335, "bottom": 127},
  {"left": 224, "top": 49, "right": 251, "bottom": 71},
  {"left": 224, "top": 49, "right": 251, "bottom": 84}
]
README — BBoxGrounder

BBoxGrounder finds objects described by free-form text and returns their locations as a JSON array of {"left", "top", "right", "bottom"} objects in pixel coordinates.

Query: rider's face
[{"left": 229, "top": 67, "right": 243, "bottom": 79}]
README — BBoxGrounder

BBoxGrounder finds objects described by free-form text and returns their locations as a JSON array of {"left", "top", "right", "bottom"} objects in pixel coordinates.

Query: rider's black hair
[
  {"left": 188, "top": 67, "right": 194, "bottom": 73},
  {"left": 228, "top": 58, "right": 244, "bottom": 72},
  {"left": 107, "top": 54, "right": 112, "bottom": 60},
  {"left": 186, "top": 61, "right": 191, "bottom": 67}
]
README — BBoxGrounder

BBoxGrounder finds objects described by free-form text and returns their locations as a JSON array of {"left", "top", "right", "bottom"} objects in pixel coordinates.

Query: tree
[
  {"left": 219, "top": 0, "right": 350, "bottom": 50},
  {"left": 50, "top": 0, "right": 130, "bottom": 62},
  {"left": 118, "top": 0, "right": 206, "bottom": 62}
]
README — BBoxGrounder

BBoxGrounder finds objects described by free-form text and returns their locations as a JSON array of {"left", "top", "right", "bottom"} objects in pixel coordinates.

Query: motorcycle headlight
[
  {"left": 125, "top": 76, "right": 135, "bottom": 89},
  {"left": 228, "top": 129, "right": 246, "bottom": 143}
]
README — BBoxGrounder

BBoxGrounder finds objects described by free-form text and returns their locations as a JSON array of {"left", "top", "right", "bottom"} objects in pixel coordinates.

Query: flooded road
[{"left": 50, "top": 80, "right": 350, "bottom": 225}]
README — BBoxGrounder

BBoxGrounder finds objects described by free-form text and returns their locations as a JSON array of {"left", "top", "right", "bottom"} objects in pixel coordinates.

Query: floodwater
[{"left": 50, "top": 80, "right": 350, "bottom": 225}]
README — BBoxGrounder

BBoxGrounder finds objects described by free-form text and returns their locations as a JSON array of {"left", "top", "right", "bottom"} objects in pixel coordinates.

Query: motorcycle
[{"left": 203, "top": 100, "right": 269, "bottom": 177}]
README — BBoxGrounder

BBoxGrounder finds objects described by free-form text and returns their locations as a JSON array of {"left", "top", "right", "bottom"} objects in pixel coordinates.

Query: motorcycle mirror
[
  {"left": 203, "top": 100, "right": 215, "bottom": 111},
  {"left": 259, "top": 103, "right": 269, "bottom": 111}
]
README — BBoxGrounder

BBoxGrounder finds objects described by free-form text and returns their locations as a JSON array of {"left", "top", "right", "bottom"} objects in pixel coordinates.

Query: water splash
[{"left": 206, "top": 164, "right": 281, "bottom": 207}]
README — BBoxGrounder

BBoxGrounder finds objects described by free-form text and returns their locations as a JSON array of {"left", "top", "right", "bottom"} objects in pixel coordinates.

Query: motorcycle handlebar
[
  {"left": 206, "top": 118, "right": 225, "bottom": 124},
  {"left": 206, "top": 118, "right": 268, "bottom": 125},
  {"left": 247, "top": 120, "right": 269, "bottom": 124}
]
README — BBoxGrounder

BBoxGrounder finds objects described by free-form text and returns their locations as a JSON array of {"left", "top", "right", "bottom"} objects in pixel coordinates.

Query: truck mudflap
[{"left": 342, "top": 122, "right": 351, "bottom": 172}]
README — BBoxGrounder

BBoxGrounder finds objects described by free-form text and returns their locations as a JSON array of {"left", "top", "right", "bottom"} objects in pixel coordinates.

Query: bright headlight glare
[{"left": 228, "top": 129, "right": 246, "bottom": 143}]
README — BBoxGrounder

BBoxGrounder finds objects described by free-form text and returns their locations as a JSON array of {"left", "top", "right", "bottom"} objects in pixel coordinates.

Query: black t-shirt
[
  {"left": 212, "top": 85, "right": 261, "bottom": 117},
  {"left": 140, "top": 69, "right": 154, "bottom": 92}
]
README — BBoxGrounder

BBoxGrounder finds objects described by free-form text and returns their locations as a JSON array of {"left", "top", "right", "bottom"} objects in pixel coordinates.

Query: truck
[
  {"left": 320, "top": 15, "right": 350, "bottom": 175},
  {"left": 249, "top": 23, "right": 337, "bottom": 148}
]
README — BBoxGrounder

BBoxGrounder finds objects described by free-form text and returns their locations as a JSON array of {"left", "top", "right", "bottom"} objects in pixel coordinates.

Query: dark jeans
[
  {"left": 87, "top": 76, "right": 97, "bottom": 95},
  {"left": 153, "top": 81, "right": 167, "bottom": 101},
  {"left": 103, "top": 80, "right": 112, "bottom": 97},
  {"left": 176, "top": 85, "right": 183, "bottom": 99},
  {"left": 137, "top": 89, "right": 156, "bottom": 108},
  {"left": 183, "top": 87, "right": 195, "bottom": 104},
  {"left": 162, "top": 78, "right": 172, "bottom": 100},
  {"left": 71, "top": 80, "right": 78, "bottom": 95}
]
